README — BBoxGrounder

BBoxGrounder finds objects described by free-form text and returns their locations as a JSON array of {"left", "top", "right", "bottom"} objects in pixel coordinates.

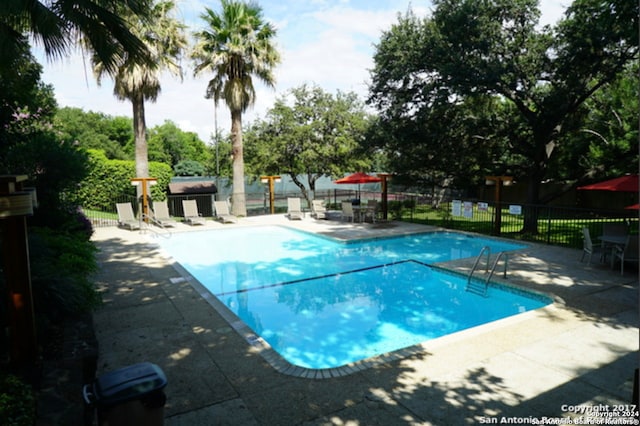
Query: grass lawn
[{"left": 400, "top": 204, "right": 635, "bottom": 249}]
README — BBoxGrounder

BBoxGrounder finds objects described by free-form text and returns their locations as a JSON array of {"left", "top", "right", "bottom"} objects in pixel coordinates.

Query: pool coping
[{"left": 155, "top": 225, "right": 560, "bottom": 379}]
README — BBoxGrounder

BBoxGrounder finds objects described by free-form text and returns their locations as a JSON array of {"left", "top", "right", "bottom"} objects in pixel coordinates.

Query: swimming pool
[{"left": 158, "top": 226, "right": 551, "bottom": 371}]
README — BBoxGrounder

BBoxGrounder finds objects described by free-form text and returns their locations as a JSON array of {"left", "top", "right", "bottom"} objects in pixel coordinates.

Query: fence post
[
  {"left": 410, "top": 195, "right": 415, "bottom": 221},
  {"left": 545, "top": 206, "right": 552, "bottom": 245}
]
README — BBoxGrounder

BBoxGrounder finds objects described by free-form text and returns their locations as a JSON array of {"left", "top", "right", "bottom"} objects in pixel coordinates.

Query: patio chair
[
  {"left": 182, "top": 199, "right": 206, "bottom": 225},
  {"left": 214, "top": 200, "right": 238, "bottom": 224},
  {"left": 151, "top": 201, "right": 175, "bottom": 228},
  {"left": 341, "top": 201, "right": 354, "bottom": 222},
  {"left": 600, "top": 222, "right": 630, "bottom": 262},
  {"left": 287, "top": 197, "right": 304, "bottom": 220},
  {"left": 580, "top": 227, "right": 602, "bottom": 264},
  {"left": 115, "top": 202, "right": 141, "bottom": 230},
  {"left": 611, "top": 235, "right": 639, "bottom": 275},
  {"left": 310, "top": 200, "right": 327, "bottom": 219}
]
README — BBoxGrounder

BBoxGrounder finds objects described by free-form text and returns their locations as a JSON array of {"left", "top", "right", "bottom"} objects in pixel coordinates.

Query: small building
[{"left": 167, "top": 178, "right": 217, "bottom": 217}]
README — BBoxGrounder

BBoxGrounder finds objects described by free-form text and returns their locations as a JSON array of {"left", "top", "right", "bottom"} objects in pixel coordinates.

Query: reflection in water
[
  {"left": 223, "top": 261, "right": 548, "bottom": 369},
  {"left": 159, "top": 227, "right": 542, "bottom": 369}
]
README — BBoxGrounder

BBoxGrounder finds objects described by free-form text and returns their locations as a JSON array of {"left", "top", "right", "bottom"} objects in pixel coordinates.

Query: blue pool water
[{"left": 158, "top": 226, "right": 550, "bottom": 369}]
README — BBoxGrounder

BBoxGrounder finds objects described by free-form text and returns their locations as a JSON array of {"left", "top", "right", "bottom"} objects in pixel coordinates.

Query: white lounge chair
[
  {"left": 151, "top": 201, "right": 175, "bottom": 228},
  {"left": 287, "top": 197, "right": 304, "bottom": 220},
  {"left": 310, "top": 200, "right": 327, "bottom": 219},
  {"left": 116, "top": 202, "right": 141, "bottom": 230},
  {"left": 341, "top": 201, "right": 354, "bottom": 222},
  {"left": 182, "top": 199, "right": 206, "bottom": 225},
  {"left": 214, "top": 200, "right": 238, "bottom": 223}
]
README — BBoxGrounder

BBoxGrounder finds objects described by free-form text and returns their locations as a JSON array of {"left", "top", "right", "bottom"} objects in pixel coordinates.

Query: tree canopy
[
  {"left": 244, "top": 84, "right": 371, "bottom": 204},
  {"left": 369, "top": 0, "right": 638, "bottom": 214},
  {"left": 53, "top": 108, "right": 210, "bottom": 173},
  {"left": 91, "top": 0, "right": 187, "bottom": 179}
]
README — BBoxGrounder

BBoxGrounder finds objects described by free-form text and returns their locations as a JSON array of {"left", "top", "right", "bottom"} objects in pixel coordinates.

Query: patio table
[{"left": 598, "top": 234, "right": 628, "bottom": 266}]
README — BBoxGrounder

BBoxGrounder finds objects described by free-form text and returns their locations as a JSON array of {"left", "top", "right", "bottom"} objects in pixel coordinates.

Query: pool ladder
[
  {"left": 466, "top": 246, "right": 509, "bottom": 297},
  {"left": 140, "top": 213, "right": 172, "bottom": 239}
]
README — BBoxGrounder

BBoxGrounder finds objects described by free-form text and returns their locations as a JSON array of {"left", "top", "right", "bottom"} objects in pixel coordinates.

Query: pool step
[
  {"left": 466, "top": 246, "right": 491, "bottom": 296},
  {"left": 466, "top": 251, "right": 510, "bottom": 297},
  {"left": 466, "top": 279, "right": 487, "bottom": 297}
]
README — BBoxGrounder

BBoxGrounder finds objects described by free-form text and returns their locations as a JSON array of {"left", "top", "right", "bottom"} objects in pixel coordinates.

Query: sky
[{"left": 34, "top": 0, "right": 568, "bottom": 143}]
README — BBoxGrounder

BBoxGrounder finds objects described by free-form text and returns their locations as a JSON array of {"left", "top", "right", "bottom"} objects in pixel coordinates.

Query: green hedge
[
  {"left": 77, "top": 149, "right": 172, "bottom": 210},
  {"left": 0, "top": 373, "right": 35, "bottom": 426}
]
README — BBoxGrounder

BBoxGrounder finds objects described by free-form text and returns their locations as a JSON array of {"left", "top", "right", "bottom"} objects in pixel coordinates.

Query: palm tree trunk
[
  {"left": 230, "top": 109, "right": 246, "bottom": 216},
  {"left": 133, "top": 94, "right": 149, "bottom": 178}
]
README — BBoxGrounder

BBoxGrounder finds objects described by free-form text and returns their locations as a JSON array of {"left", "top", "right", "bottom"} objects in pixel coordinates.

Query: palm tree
[
  {"left": 1, "top": 0, "right": 151, "bottom": 74},
  {"left": 92, "top": 0, "right": 187, "bottom": 178},
  {"left": 191, "top": 0, "right": 280, "bottom": 216}
]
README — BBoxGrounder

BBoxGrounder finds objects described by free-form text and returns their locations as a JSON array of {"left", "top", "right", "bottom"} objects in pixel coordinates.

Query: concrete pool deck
[{"left": 90, "top": 214, "right": 638, "bottom": 425}]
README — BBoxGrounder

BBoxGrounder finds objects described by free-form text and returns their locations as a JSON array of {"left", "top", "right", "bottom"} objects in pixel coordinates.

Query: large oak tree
[
  {"left": 244, "top": 85, "right": 371, "bottom": 205},
  {"left": 369, "top": 0, "right": 638, "bottom": 231}
]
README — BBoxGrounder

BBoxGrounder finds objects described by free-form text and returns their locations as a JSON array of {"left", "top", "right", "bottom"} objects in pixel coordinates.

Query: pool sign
[
  {"left": 509, "top": 205, "right": 522, "bottom": 215},
  {"left": 463, "top": 201, "right": 473, "bottom": 218},
  {"left": 452, "top": 200, "right": 462, "bottom": 216}
]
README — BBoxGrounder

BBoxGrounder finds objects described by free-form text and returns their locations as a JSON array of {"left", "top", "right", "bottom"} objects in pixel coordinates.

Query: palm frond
[{"left": 191, "top": 1, "right": 280, "bottom": 111}]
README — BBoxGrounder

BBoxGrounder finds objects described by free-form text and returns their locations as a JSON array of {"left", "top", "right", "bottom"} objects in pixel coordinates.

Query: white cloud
[
  {"left": 35, "top": 0, "right": 565, "bottom": 143},
  {"left": 539, "top": 0, "right": 570, "bottom": 27}
]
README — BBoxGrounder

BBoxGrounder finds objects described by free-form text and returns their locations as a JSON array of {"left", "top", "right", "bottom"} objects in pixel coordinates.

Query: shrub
[
  {"left": 0, "top": 372, "right": 36, "bottom": 426},
  {"left": 402, "top": 198, "right": 417, "bottom": 209},
  {"left": 77, "top": 149, "right": 172, "bottom": 210},
  {"left": 174, "top": 159, "right": 205, "bottom": 176},
  {"left": 388, "top": 200, "right": 404, "bottom": 219},
  {"left": 26, "top": 226, "right": 100, "bottom": 326}
]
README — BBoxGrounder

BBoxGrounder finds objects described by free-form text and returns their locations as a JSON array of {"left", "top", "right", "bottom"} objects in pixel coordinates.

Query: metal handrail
[
  {"left": 140, "top": 214, "right": 172, "bottom": 238},
  {"left": 466, "top": 246, "right": 491, "bottom": 296},
  {"left": 467, "top": 246, "right": 491, "bottom": 284},
  {"left": 486, "top": 252, "right": 509, "bottom": 284}
]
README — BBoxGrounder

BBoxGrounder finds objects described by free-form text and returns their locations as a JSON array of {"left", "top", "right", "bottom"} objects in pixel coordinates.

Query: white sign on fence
[
  {"left": 509, "top": 205, "right": 522, "bottom": 215},
  {"left": 452, "top": 200, "right": 462, "bottom": 217},
  {"left": 463, "top": 201, "right": 473, "bottom": 218}
]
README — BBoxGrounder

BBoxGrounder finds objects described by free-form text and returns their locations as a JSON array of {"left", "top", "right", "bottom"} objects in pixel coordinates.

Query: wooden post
[
  {"left": 260, "top": 176, "right": 280, "bottom": 215},
  {"left": 378, "top": 174, "right": 391, "bottom": 220},
  {"left": 131, "top": 177, "right": 157, "bottom": 222},
  {"left": 485, "top": 176, "right": 512, "bottom": 236},
  {"left": 0, "top": 175, "right": 38, "bottom": 365}
]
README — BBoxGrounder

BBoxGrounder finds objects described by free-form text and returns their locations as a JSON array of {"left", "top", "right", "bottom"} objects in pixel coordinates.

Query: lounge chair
[
  {"left": 214, "top": 200, "right": 238, "bottom": 223},
  {"left": 611, "top": 235, "right": 639, "bottom": 275},
  {"left": 341, "top": 201, "right": 354, "bottom": 222},
  {"left": 182, "top": 199, "right": 206, "bottom": 225},
  {"left": 310, "top": 200, "right": 327, "bottom": 219},
  {"left": 116, "top": 202, "right": 141, "bottom": 230},
  {"left": 287, "top": 197, "right": 304, "bottom": 220},
  {"left": 151, "top": 201, "right": 175, "bottom": 228},
  {"left": 580, "top": 227, "right": 601, "bottom": 264}
]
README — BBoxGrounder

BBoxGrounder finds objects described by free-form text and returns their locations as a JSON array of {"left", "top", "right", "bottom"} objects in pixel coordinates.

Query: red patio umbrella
[
  {"left": 334, "top": 172, "right": 382, "bottom": 184},
  {"left": 577, "top": 175, "right": 639, "bottom": 192},
  {"left": 334, "top": 172, "right": 382, "bottom": 201}
]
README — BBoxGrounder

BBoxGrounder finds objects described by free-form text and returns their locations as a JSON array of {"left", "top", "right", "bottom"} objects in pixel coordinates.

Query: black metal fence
[
  {"left": 81, "top": 190, "right": 638, "bottom": 250},
  {"left": 397, "top": 197, "right": 638, "bottom": 249}
]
